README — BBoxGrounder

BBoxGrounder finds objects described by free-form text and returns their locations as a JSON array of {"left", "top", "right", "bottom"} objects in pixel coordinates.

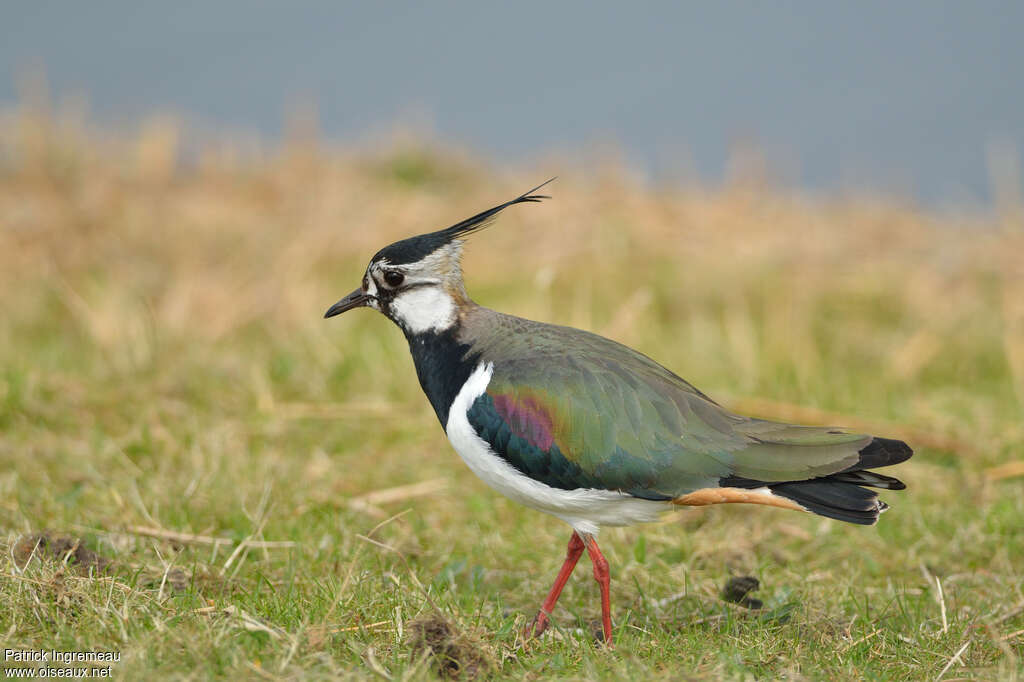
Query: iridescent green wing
[{"left": 463, "top": 313, "right": 870, "bottom": 498}]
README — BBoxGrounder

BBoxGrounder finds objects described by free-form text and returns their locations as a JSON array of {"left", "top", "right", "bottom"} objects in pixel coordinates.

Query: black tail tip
[
  {"left": 857, "top": 436, "right": 913, "bottom": 469},
  {"left": 772, "top": 480, "right": 889, "bottom": 525}
]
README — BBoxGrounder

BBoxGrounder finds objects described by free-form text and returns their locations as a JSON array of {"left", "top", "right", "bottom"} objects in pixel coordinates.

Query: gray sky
[{"left": 2, "top": 1, "right": 1022, "bottom": 205}]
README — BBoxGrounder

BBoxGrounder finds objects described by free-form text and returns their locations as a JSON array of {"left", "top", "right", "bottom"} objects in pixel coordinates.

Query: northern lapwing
[{"left": 324, "top": 180, "right": 913, "bottom": 646}]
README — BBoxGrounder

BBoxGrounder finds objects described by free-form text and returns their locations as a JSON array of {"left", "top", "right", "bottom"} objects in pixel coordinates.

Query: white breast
[{"left": 444, "top": 361, "right": 669, "bottom": 536}]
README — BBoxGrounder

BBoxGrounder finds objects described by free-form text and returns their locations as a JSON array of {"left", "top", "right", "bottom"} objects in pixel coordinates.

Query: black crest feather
[
  {"left": 373, "top": 179, "right": 554, "bottom": 266},
  {"left": 436, "top": 177, "right": 554, "bottom": 240}
]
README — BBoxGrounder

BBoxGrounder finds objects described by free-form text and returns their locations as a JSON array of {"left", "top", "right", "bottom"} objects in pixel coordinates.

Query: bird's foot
[
  {"left": 591, "top": 621, "right": 614, "bottom": 649},
  {"left": 523, "top": 611, "right": 551, "bottom": 640}
]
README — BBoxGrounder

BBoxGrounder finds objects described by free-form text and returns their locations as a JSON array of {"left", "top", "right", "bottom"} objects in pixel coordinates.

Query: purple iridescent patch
[{"left": 492, "top": 393, "right": 556, "bottom": 451}]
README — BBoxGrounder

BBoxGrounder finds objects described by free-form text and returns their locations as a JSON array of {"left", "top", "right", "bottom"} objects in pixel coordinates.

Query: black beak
[{"left": 324, "top": 288, "right": 372, "bottom": 318}]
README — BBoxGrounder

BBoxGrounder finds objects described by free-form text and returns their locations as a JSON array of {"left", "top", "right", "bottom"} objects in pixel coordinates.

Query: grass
[{"left": 1, "top": 109, "right": 1023, "bottom": 680}]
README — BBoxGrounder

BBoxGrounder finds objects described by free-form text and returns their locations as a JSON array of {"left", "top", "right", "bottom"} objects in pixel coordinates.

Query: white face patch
[
  {"left": 366, "top": 244, "right": 466, "bottom": 334},
  {"left": 364, "top": 274, "right": 379, "bottom": 297},
  {"left": 388, "top": 285, "right": 457, "bottom": 334}
]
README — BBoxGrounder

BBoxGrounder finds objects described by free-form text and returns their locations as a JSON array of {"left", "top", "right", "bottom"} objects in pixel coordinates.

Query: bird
[{"left": 324, "top": 180, "right": 913, "bottom": 646}]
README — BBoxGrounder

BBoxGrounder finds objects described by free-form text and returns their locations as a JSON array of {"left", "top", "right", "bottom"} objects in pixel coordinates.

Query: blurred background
[
  {"left": 3, "top": 0, "right": 1023, "bottom": 206},
  {"left": 2, "top": 3, "right": 1023, "bottom": 678}
]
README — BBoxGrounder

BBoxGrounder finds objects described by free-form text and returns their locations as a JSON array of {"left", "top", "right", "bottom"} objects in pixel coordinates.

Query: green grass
[{"left": 1, "top": 115, "right": 1023, "bottom": 679}]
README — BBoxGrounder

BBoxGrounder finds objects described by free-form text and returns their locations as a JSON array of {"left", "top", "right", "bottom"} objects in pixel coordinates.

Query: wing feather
[{"left": 461, "top": 311, "right": 873, "bottom": 498}]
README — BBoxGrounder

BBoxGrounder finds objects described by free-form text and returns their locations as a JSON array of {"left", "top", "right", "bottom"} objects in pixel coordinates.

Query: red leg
[
  {"left": 526, "top": 531, "right": 585, "bottom": 638},
  {"left": 585, "top": 537, "right": 613, "bottom": 647}
]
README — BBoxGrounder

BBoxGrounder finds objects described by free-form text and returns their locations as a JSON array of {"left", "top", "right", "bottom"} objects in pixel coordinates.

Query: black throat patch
[{"left": 405, "top": 326, "right": 480, "bottom": 428}]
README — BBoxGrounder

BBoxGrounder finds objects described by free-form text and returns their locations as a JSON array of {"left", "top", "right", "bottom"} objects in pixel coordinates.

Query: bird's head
[{"left": 324, "top": 180, "right": 552, "bottom": 335}]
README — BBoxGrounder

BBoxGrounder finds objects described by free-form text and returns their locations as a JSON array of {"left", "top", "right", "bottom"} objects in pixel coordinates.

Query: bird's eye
[{"left": 383, "top": 271, "right": 405, "bottom": 288}]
